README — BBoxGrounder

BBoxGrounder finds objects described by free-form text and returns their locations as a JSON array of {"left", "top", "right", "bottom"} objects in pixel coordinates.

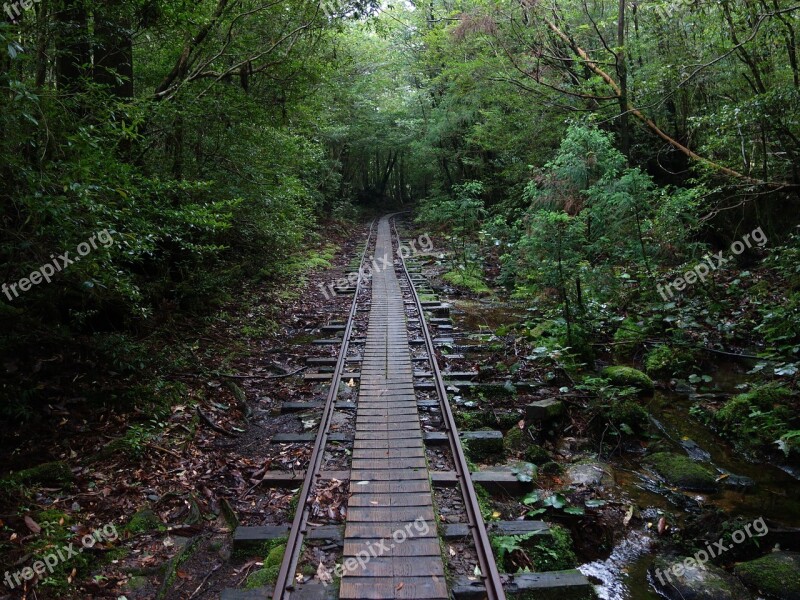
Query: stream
[{"left": 446, "top": 298, "right": 800, "bottom": 600}]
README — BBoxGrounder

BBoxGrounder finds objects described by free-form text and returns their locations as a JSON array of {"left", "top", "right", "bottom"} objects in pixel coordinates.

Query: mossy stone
[
  {"left": 12, "top": 461, "right": 74, "bottom": 487},
  {"left": 504, "top": 427, "right": 528, "bottom": 455},
  {"left": 613, "top": 318, "right": 646, "bottom": 357},
  {"left": 125, "top": 508, "right": 164, "bottom": 534},
  {"left": 644, "top": 452, "right": 717, "bottom": 492},
  {"left": 644, "top": 345, "right": 694, "bottom": 378},
  {"left": 539, "top": 461, "right": 564, "bottom": 475},
  {"left": 650, "top": 556, "right": 751, "bottom": 600},
  {"left": 734, "top": 551, "right": 800, "bottom": 599},
  {"left": 524, "top": 444, "right": 551, "bottom": 466},
  {"left": 601, "top": 366, "right": 654, "bottom": 394}
]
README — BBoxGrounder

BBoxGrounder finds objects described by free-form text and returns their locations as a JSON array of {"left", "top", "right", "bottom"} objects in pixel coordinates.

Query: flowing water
[{"left": 447, "top": 299, "right": 800, "bottom": 599}]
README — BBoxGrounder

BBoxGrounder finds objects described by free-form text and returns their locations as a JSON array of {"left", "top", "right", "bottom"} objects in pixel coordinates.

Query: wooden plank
[
  {"left": 347, "top": 493, "right": 432, "bottom": 508},
  {"left": 344, "top": 557, "right": 444, "bottom": 577},
  {"left": 346, "top": 506, "right": 435, "bottom": 523},
  {"left": 452, "top": 570, "right": 594, "bottom": 599},
  {"left": 343, "top": 537, "right": 441, "bottom": 558}
]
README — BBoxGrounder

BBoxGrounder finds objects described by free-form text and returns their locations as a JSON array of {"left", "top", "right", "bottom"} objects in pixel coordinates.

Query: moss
[
  {"left": 464, "top": 431, "right": 505, "bottom": 462},
  {"left": 601, "top": 366, "right": 654, "bottom": 394},
  {"left": 491, "top": 525, "right": 578, "bottom": 573},
  {"left": 474, "top": 484, "right": 496, "bottom": 521},
  {"left": 714, "top": 384, "right": 794, "bottom": 451},
  {"left": 524, "top": 444, "right": 551, "bottom": 466},
  {"left": 613, "top": 318, "right": 646, "bottom": 357},
  {"left": 644, "top": 452, "right": 717, "bottom": 491},
  {"left": 11, "top": 461, "right": 74, "bottom": 487},
  {"left": 608, "top": 399, "right": 650, "bottom": 433},
  {"left": 245, "top": 543, "right": 287, "bottom": 589},
  {"left": 644, "top": 345, "right": 695, "bottom": 377},
  {"left": 443, "top": 270, "right": 491, "bottom": 294},
  {"left": 539, "top": 461, "right": 564, "bottom": 475},
  {"left": 125, "top": 508, "right": 165, "bottom": 535},
  {"left": 734, "top": 551, "right": 800, "bottom": 599},
  {"left": 504, "top": 427, "right": 529, "bottom": 455}
]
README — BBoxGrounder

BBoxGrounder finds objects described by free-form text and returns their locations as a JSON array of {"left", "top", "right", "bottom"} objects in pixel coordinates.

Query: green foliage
[
  {"left": 644, "top": 345, "right": 696, "bottom": 378},
  {"left": 613, "top": 318, "right": 647, "bottom": 357},
  {"left": 491, "top": 524, "right": 577, "bottom": 573},
  {"left": 713, "top": 384, "right": 795, "bottom": 452}
]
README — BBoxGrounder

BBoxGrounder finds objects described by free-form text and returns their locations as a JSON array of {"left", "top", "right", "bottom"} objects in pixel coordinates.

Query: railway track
[{"left": 222, "top": 214, "right": 594, "bottom": 600}]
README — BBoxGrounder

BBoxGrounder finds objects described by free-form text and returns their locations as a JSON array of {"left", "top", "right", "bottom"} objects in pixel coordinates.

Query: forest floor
[
  {"left": 0, "top": 219, "right": 370, "bottom": 599},
  {"left": 1, "top": 214, "right": 799, "bottom": 600}
]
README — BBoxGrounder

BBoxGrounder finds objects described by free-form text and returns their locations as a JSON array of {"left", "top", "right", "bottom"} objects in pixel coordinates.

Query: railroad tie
[{"left": 341, "top": 217, "right": 448, "bottom": 600}]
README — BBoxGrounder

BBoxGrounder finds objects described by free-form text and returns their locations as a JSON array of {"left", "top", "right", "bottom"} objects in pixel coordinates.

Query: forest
[{"left": 1, "top": 0, "right": 800, "bottom": 597}]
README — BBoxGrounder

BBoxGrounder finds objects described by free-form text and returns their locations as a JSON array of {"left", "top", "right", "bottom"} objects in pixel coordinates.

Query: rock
[
  {"left": 11, "top": 461, "right": 74, "bottom": 487},
  {"left": 503, "top": 427, "right": 529, "bottom": 456},
  {"left": 650, "top": 556, "right": 752, "bottom": 599},
  {"left": 526, "top": 398, "right": 564, "bottom": 421},
  {"left": 680, "top": 438, "right": 712, "bottom": 462},
  {"left": 644, "top": 452, "right": 717, "bottom": 492},
  {"left": 125, "top": 508, "right": 165, "bottom": 534},
  {"left": 126, "top": 575, "right": 150, "bottom": 590},
  {"left": 565, "top": 461, "right": 615, "bottom": 488},
  {"left": 463, "top": 430, "right": 505, "bottom": 461},
  {"left": 601, "top": 366, "right": 655, "bottom": 394},
  {"left": 525, "top": 444, "right": 551, "bottom": 465},
  {"left": 734, "top": 551, "right": 800, "bottom": 599}
]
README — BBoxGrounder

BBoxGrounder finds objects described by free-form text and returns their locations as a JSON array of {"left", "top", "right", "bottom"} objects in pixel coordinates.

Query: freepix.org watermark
[
  {"left": 2, "top": 229, "right": 116, "bottom": 301},
  {"left": 3, "top": 0, "right": 40, "bottom": 23},
  {"left": 657, "top": 227, "right": 767, "bottom": 301},
  {"left": 325, "top": 517, "right": 430, "bottom": 585},
  {"left": 4, "top": 522, "right": 118, "bottom": 589},
  {"left": 653, "top": 517, "right": 768, "bottom": 587},
  {"left": 318, "top": 233, "right": 434, "bottom": 300}
]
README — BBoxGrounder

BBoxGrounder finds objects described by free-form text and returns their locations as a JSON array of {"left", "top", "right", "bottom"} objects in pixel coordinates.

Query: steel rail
[
  {"left": 272, "top": 220, "right": 376, "bottom": 600},
  {"left": 391, "top": 216, "right": 507, "bottom": 600}
]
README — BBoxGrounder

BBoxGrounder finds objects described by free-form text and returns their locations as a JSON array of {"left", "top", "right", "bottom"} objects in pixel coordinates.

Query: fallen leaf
[
  {"left": 24, "top": 516, "right": 41, "bottom": 534},
  {"left": 623, "top": 505, "right": 634, "bottom": 527},
  {"left": 657, "top": 517, "right": 667, "bottom": 535},
  {"left": 395, "top": 582, "right": 404, "bottom": 591},
  {"left": 317, "top": 562, "right": 333, "bottom": 585},
  {"left": 449, "top": 546, "right": 456, "bottom": 556}
]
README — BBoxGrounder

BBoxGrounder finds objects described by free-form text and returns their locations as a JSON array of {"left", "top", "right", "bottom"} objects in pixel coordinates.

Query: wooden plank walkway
[{"left": 341, "top": 217, "right": 448, "bottom": 600}]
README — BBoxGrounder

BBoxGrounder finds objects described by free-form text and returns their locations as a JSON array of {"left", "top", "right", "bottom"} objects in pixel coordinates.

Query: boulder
[
  {"left": 601, "top": 366, "right": 655, "bottom": 394},
  {"left": 734, "top": 551, "right": 800, "bottom": 600},
  {"left": 644, "top": 452, "right": 717, "bottom": 492},
  {"left": 650, "top": 556, "right": 752, "bottom": 600}
]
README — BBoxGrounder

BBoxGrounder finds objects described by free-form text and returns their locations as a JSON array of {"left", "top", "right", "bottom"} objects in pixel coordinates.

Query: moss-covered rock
[
  {"left": 464, "top": 430, "right": 505, "bottom": 462},
  {"left": 645, "top": 345, "right": 695, "bottom": 378},
  {"left": 524, "top": 444, "right": 551, "bottom": 466},
  {"left": 650, "top": 556, "right": 751, "bottom": 600},
  {"left": 12, "top": 461, "right": 74, "bottom": 487},
  {"left": 539, "top": 461, "right": 564, "bottom": 475},
  {"left": 714, "top": 384, "right": 794, "bottom": 450},
  {"left": 608, "top": 399, "right": 650, "bottom": 433},
  {"left": 504, "top": 427, "right": 529, "bottom": 455},
  {"left": 125, "top": 508, "right": 165, "bottom": 535},
  {"left": 601, "top": 366, "right": 654, "bottom": 394},
  {"left": 734, "top": 551, "right": 800, "bottom": 599},
  {"left": 644, "top": 452, "right": 717, "bottom": 491}
]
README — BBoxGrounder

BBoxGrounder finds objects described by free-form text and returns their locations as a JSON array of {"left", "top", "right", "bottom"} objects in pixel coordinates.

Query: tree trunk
[
  {"left": 55, "top": 0, "right": 90, "bottom": 96},
  {"left": 94, "top": 0, "right": 134, "bottom": 98}
]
